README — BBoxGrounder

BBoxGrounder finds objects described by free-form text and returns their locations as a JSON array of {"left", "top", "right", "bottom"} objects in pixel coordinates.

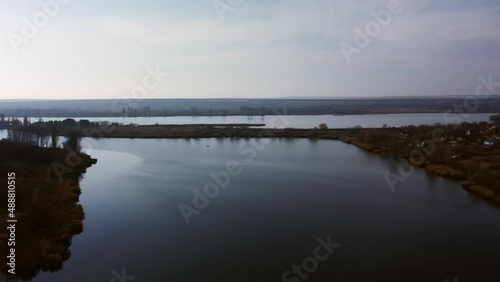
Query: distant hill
[{"left": 0, "top": 97, "right": 499, "bottom": 117}]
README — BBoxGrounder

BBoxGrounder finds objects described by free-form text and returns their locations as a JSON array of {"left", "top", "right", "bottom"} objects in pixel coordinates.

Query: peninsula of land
[{"left": 0, "top": 140, "right": 96, "bottom": 280}]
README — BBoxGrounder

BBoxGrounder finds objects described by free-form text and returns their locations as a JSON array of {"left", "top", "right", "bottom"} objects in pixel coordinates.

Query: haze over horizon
[
  {"left": 2, "top": 94, "right": 500, "bottom": 102},
  {"left": 1, "top": 0, "right": 499, "bottom": 100}
]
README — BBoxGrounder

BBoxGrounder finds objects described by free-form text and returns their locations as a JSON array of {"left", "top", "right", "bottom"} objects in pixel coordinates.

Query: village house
[
  {"left": 400, "top": 132, "right": 410, "bottom": 140},
  {"left": 484, "top": 139, "right": 497, "bottom": 147}
]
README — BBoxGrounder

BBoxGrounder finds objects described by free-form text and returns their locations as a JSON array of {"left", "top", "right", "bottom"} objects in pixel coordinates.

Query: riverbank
[
  {"left": 339, "top": 124, "right": 500, "bottom": 207},
  {"left": 1, "top": 121, "right": 352, "bottom": 139},
  {"left": 71, "top": 124, "right": 351, "bottom": 139},
  {"left": 0, "top": 142, "right": 96, "bottom": 280}
]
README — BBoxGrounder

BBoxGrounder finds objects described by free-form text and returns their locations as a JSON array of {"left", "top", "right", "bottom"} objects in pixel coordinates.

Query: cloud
[
  {"left": 331, "top": 2, "right": 500, "bottom": 65},
  {"left": 90, "top": 17, "right": 283, "bottom": 66},
  {"left": 0, "top": 0, "right": 499, "bottom": 99}
]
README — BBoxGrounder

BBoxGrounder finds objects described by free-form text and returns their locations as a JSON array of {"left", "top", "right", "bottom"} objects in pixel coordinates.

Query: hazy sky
[{"left": 0, "top": 0, "right": 499, "bottom": 99}]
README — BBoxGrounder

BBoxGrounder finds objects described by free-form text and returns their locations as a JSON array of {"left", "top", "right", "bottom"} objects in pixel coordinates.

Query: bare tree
[{"left": 51, "top": 127, "right": 60, "bottom": 148}]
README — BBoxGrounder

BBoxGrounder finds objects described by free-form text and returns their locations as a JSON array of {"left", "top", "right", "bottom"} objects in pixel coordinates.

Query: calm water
[
  {"left": 39, "top": 113, "right": 494, "bottom": 128},
  {"left": 26, "top": 137, "right": 499, "bottom": 282}
]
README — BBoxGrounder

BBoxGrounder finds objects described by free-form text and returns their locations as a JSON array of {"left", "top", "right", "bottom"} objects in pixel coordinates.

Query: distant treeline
[{"left": 1, "top": 97, "right": 500, "bottom": 117}]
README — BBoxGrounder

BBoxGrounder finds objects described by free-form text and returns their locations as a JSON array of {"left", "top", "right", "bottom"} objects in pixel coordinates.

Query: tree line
[{"left": 5, "top": 127, "right": 60, "bottom": 149}]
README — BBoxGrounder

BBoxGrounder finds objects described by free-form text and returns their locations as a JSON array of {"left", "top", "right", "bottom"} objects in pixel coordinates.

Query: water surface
[{"left": 28, "top": 137, "right": 500, "bottom": 282}]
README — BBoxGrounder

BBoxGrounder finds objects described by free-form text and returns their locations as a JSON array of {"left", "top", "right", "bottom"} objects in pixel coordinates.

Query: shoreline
[
  {"left": 343, "top": 137, "right": 500, "bottom": 206},
  {"left": 338, "top": 127, "right": 500, "bottom": 208},
  {"left": 0, "top": 142, "right": 96, "bottom": 280}
]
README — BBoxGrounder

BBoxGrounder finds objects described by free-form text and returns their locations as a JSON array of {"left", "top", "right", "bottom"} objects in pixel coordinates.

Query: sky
[{"left": 0, "top": 0, "right": 499, "bottom": 100}]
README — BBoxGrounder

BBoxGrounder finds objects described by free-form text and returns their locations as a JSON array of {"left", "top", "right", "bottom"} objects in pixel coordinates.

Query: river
[{"left": 26, "top": 137, "right": 500, "bottom": 282}]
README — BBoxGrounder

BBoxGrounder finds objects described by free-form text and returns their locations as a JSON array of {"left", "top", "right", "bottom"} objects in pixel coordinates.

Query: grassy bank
[
  {"left": 338, "top": 123, "right": 500, "bottom": 207},
  {"left": 71, "top": 125, "right": 353, "bottom": 139}
]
